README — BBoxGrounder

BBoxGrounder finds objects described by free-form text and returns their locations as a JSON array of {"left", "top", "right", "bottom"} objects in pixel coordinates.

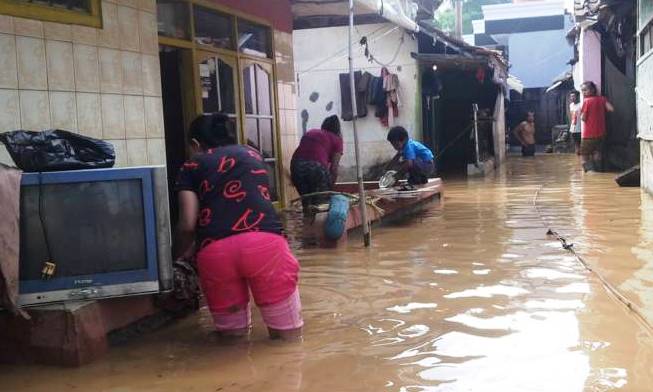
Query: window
[
  {"left": 0, "top": 0, "right": 101, "bottom": 27},
  {"left": 641, "top": 0, "right": 653, "bottom": 58},
  {"left": 238, "top": 20, "right": 271, "bottom": 59},
  {"left": 193, "top": 6, "right": 234, "bottom": 50},
  {"left": 157, "top": 0, "right": 190, "bottom": 40},
  {"left": 243, "top": 63, "right": 278, "bottom": 200}
]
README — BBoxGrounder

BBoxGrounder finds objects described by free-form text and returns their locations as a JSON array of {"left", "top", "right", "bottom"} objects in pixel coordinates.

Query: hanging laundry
[
  {"left": 476, "top": 67, "right": 486, "bottom": 84},
  {"left": 375, "top": 67, "right": 400, "bottom": 127},
  {"left": 339, "top": 71, "right": 368, "bottom": 121}
]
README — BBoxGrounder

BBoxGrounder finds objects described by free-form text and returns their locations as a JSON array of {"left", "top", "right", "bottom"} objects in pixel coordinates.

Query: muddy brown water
[{"left": 3, "top": 155, "right": 653, "bottom": 391}]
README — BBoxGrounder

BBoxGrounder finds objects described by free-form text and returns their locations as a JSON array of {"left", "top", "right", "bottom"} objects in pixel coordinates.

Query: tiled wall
[
  {"left": 275, "top": 29, "right": 299, "bottom": 205},
  {"left": 0, "top": 0, "right": 165, "bottom": 168}
]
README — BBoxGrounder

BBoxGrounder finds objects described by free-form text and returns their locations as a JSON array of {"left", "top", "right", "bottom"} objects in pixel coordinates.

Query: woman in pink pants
[{"left": 174, "top": 113, "right": 303, "bottom": 340}]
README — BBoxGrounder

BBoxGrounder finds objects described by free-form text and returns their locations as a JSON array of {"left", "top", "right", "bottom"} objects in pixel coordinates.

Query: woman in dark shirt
[
  {"left": 175, "top": 113, "right": 302, "bottom": 340},
  {"left": 290, "top": 115, "right": 343, "bottom": 213}
]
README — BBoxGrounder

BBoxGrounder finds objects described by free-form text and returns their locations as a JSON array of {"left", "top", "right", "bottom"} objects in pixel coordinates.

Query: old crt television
[{"left": 18, "top": 166, "right": 173, "bottom": 306}]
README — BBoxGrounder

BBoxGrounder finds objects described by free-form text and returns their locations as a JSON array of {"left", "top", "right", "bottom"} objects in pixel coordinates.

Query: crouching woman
[{"left": 175, "top": 113, "right": 303, "bottom": 340}]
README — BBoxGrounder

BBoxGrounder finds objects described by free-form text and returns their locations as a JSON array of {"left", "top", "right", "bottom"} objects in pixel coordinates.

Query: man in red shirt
[{"left": 580, "top": 81, "right": 614, "bottom": 172}]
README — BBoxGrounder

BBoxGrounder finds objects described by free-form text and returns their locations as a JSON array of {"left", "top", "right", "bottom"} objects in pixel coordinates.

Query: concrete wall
[
  {"left": 0, "top": 0, "right": 166, "bottom": 168},
  {"left": 293, "top": 23, "right": 420, "bottom": 181},
  {"left": 638, "top": 53, "right": 653, "bottom": 194}
]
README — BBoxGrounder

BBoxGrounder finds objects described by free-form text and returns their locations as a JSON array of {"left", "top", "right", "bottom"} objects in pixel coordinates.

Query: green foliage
[{"left": 434, "top": 0, "right": 512, "bottom": 35}]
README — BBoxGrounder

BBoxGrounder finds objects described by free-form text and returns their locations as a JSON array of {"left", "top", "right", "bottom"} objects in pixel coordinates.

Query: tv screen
[{"left": 20, "top": 180, "right": 148, "bottom": 280}]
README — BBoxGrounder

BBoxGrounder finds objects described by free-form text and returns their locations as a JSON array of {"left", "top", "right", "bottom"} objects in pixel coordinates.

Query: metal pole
[
  {"left": 349, "top": 0, "right": 371, "bottom": 247},
  {"left": 473, "top": 103, "right": 480, "bottom": 166}
]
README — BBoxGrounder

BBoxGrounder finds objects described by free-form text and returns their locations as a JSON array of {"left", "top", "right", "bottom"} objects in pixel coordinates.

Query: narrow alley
[{"left": 3, "top": 155, "right": 653, "bottom": 391}]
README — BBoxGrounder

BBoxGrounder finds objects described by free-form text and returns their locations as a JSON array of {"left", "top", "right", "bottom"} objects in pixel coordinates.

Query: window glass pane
[
  {"left": 26, "top": 0, "right": 91, "bottom": 13},
  {"left": 157, "top": 1, "right": 189, "bottom": 39},
  {"left": 255, "top": 65, "right": 271, "bottom": 115},
  {"left": 266, "top": 162, "right": 278, "bottom": 201},
  {"left": 193, "top": 6, "right": 234, "bottom": 50},
  {"left": 259, "top": 119, "right": 274, "bottom": 159},
  {"left": 199, "top": 57, "right": 236, "bottom": 115},
  {"left": 243, "top": 65, "right": 257, "bottom": 114},
  {"left": 245, "top": 118, "right": 259, "bottom": 151},
  {"left": 238, "top": 20, "right": 271, "bottom": 58}
]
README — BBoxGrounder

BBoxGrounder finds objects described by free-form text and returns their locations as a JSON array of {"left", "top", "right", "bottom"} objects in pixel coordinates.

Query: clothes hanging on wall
[{"left": 339, "top": 71, "right": 368, "bottom": 121}]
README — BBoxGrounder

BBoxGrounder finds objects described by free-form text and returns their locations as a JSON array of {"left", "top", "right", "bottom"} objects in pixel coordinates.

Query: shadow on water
[{"left": 2, "top": 155, "right": 653, "bottom": 391}]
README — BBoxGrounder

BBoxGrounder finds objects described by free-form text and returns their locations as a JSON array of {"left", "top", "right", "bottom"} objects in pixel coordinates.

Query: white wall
[
  {"left": 293, "top": 23, "right": 420, "bottom": 180},
  {"left": 638, "top": 54, "right": 653, "bottom": 194}
]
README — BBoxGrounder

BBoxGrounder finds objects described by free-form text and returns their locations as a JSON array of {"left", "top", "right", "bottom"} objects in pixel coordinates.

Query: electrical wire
[
  {"left": 37, "top": 173, "right": 54, "bottom": 271},
  {"left": 297, "top": 25, "right": 400, "bottom": 76},
  {"left": 532, "top": 185, "right": 653, "bottom": 335}
]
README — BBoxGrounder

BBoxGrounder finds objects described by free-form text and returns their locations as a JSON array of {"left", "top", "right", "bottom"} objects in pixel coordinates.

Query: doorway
[{"left": 159, "top": 45, "right": 192, "bottom": 224}]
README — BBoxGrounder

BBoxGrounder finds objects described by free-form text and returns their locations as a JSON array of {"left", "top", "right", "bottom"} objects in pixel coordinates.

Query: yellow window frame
[{"left": 0, "top": 0, "right": 102, "bottom": 28}]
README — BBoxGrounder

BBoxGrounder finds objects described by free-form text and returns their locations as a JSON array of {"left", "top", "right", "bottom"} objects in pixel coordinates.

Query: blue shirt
[{"left": 402, "top": 139, "right": 434, "bottom": 162}]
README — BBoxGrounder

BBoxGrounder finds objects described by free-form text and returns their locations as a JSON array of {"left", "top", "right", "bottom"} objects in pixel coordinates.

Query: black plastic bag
[{"left": 0, "top": 130, "right": 115, "bottom": 172}]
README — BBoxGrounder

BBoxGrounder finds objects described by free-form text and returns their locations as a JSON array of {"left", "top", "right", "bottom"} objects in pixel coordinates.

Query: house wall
[
  {"left": 274, "top": 29, "right": 300, "bottom": 203},
  {"left": 638, "top": 55, "right": 653, "bottom": 193},
  {"left": 294, "top": 23, "right": 420, "bottom": 181},
  {"left": 0, "top": 0, "right": 165, "bottom": 168}
]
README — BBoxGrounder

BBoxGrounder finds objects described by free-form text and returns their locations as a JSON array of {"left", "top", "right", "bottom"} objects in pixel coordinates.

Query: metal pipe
[
  {"left": 473, "top": 103, "right": 480, "bottom": 166},
  {"left": 349, "top": 0, "right": 371, "bottom": 247}
]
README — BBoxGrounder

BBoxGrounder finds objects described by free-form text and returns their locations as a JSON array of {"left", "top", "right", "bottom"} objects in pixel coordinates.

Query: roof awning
[
  {"left": 507, "top": 75, "right": 524, "bottom": 94},
  {"left": 545, "top": 70, "right": 573, "bottom": 93}
]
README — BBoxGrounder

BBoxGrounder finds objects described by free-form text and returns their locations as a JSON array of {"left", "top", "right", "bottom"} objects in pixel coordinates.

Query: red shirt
[
  {"left": 581, "top": 96, "right": 607, "bottom": 139},
  {"left": 291, "top": 129, "right": 343, "bottom": 169}
]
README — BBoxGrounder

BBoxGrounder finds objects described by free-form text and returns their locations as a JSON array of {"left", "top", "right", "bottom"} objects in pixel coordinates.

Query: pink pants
[{"left": 196, "top": 232, "right": 303, "bottom": 331}]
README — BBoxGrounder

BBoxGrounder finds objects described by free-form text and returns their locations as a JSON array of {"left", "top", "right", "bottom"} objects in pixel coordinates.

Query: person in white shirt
[{"left": 569, "top": 91, "right": 582, "bottom": 155}]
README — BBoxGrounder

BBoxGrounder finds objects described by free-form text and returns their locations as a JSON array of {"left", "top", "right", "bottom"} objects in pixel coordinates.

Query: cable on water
[{"left": 531, "top": 185, "right": 653, "bottom": 334}]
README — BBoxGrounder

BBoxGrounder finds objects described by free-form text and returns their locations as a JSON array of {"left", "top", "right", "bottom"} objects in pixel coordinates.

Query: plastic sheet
[{"left": 0, "top": 130, "right": 115, "bottom": 172}]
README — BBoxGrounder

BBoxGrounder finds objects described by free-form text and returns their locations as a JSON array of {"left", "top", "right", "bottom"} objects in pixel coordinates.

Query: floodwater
[{"left": 3, "top": 155, "right": 653, "bottom": 391}]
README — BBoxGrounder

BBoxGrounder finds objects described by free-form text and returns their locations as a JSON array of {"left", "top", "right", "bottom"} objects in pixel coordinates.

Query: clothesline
[{"left": 297, "top": 26, "right": 402, "bottom": 76}]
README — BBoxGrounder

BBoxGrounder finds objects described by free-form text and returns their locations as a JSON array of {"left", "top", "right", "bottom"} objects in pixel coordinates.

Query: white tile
[
  {"left": 19, "top": 90, "right": 50, "bottom": 131},
  {"left": 73, "top": 44, "right": 100, "bottom": 92},
  {"left": 124, "top": 95, "right": 145, "bottom": 138},
  {"left": 16, "top": 36, "right": 47, "bottom": 90},
  {"left": 142, "top": 54, "right": 161, "bottom": 96},
  {"left": 107, "top": 139, "right": 127, "bottom": 167},
  {"left": 118, "top": 6, "right": 140, "bottom": 52},
  {"left": 99, "top": 48, "right": 122, "bottom": 93},
  {"left": 126, "top": 139, "right": 148, "bottom": 166},
  {"left": 0, "top": 89, "right": 20, "bottom": 132},
  {"left": 121, "top": 51, "right": 142, "bottom": 95},
  {"left": 43, "top": 22, "right": 72, "bottom": 41},
  {"left": 46, "top": 40, "right": 75, "bottom": 91},
  {"left": 101, "top": 94, "right": 125, "bottom": 139},
  {"left": 98, "top": 1, "right": 120, "bottom": 49},
  {"left": 76, "top": 93, "right": 102, "bottom": 139},
  {"left": 0, "top": 15, "right": 13, "bottom": 34},
  {"left": 72, "top": 25, "right": 97, "bottom": 45},
  {"left": 0, "top": 34, "right": 17, "bottom": 89},
  {"left": 118, "top": 0, "right": 139, "bottom": 8},
  {"left": 147, "top": 138, "right": 166, "bottom": 165},
  {"left": 144, "top": 96, "right": 164, "bottom": 138},
  {"left": 14, "top": 17, "right": 42, "bottom": 38},
  {"left": 139, "top": 11, "right": 157, "bottom": 55},
  {"left": 138, "top": 0, "right": 156, "bottom": 12},
  {"left": 49, "top": 92, "right": 77, "bottom": 131}
]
